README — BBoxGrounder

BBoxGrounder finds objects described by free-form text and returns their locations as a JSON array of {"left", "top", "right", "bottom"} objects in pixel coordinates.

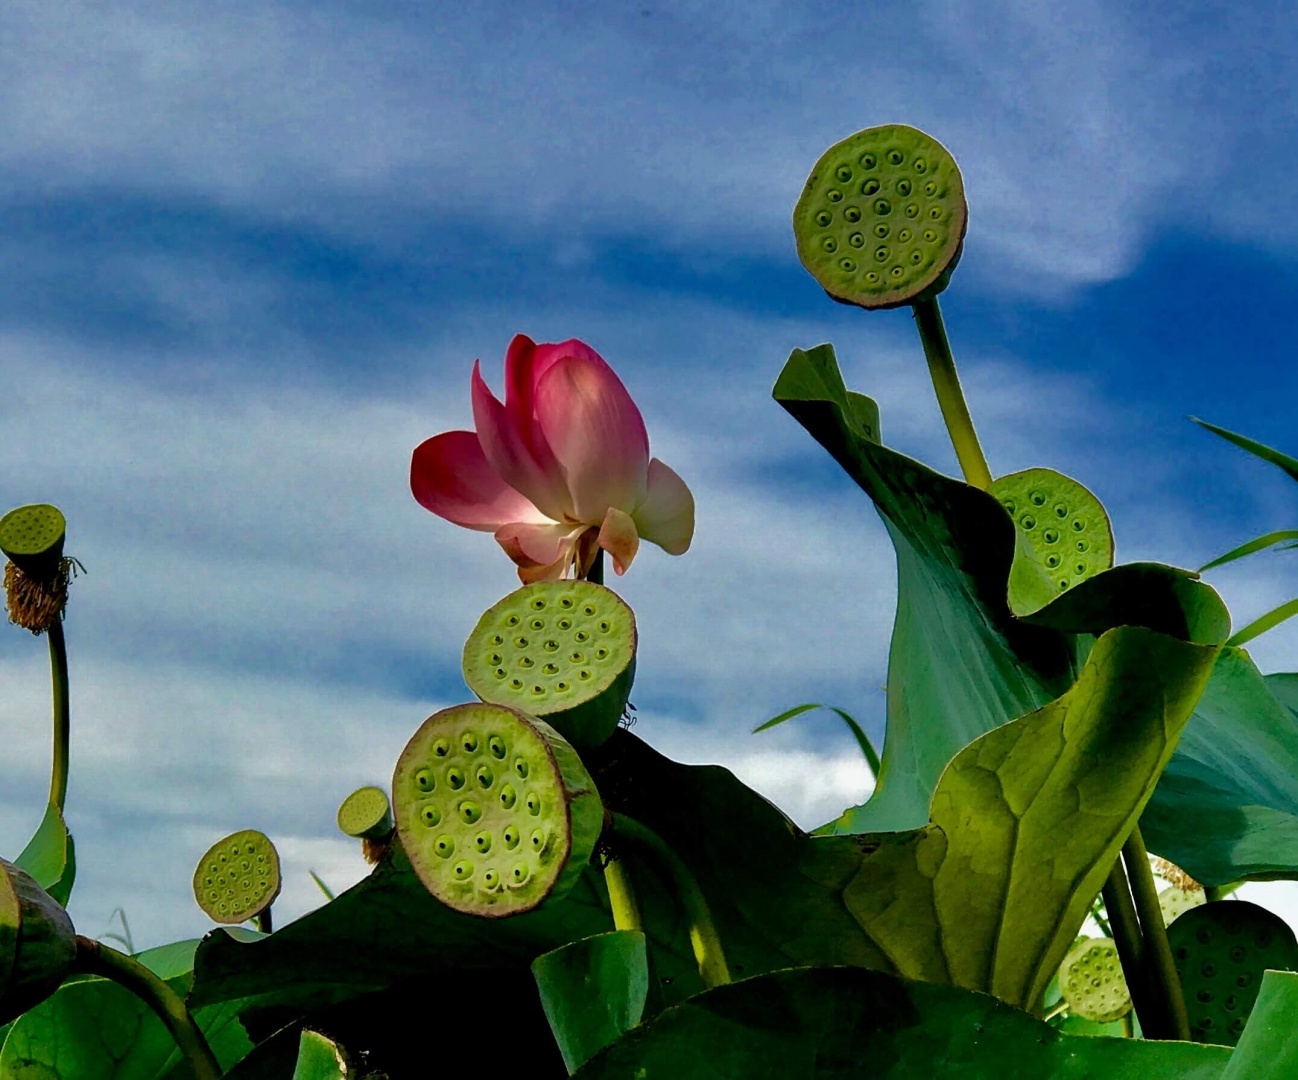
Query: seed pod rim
[
  {"left": 392, "top": 701, "right": 603, "bottom": 919},
  {"left": 793, "top": 123, "right": 968, "bottom": 311},
  {"left": 192, "top": 829, "right": 282, "bottom": 925}
]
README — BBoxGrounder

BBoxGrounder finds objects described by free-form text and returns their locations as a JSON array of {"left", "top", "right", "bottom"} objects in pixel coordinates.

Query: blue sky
[{"left": 2, "top": 0, "right": 1297, "bottom": 948}]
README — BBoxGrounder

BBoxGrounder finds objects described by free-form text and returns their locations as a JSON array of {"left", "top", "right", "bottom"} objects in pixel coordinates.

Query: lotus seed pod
[
  {"left": 1168, "top": 900, "right": 1298, "bottom": 1046},
  {"left": 463, "top": 581, "right": 636, "bottom": 748},
  {"left": 337, "top": 786, "right": 394, "bottom": 841},
  {"left": 1159, "top": 884, "right": 1206, "bottom": 926},
  {"left": 793, "top": 124, "right": 967, "bottom": 311},
  {"left": 988, "top": 468, "right": 1115, "bottom": 616},
  {"left": 192, "top": 830, "right": 282, "bottom": 925},
  {"left": 393, "top": 702, "right": 604, "bottom": 918},
  {"left": 1058, "top": 937, "right": 1132, "bottom": 1023},
  {"left": 0, "top": 504, "right": 65, "bottom": 581},
  {"left": 0, "top": 858, "right": 76, "bottom": 1025}
]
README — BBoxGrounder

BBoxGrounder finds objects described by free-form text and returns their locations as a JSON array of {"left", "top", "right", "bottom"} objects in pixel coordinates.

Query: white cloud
[{"left": 4, "top": 0, "right": 1285, "bottom": 295}]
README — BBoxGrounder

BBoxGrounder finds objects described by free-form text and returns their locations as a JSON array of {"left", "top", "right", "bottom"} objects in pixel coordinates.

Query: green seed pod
[
  {"left": 1159, "top": 884, "right": 1206, "bottom": 926},
  {"left": 1058, "top": 937, "right": 1132, "bottom": 1023},
  {"left": 1168, "top": 900, "right": 1298, "bottom": 1046},
  {"left": 793, "top": 124, "right": 967, "bottom": 311},
  {"left": 393, "top": 702, "right": 604, "bottom": 918},
  {"left": 988, "top": 468, "right": 1115, "bottom": 616},
  {"left": 0, "top": 504, "right": 66, "bottom": 581},
  {"left": 337, "top": 786, "right": 394, "bottom": 841},
  {"left": 0, "top": 858, "right": 76, "bottom": 1025},
  {"left": 192, "top": 830, "right": 282, "bottom": 925},
  {"left": 463, "top": 581, "right": 636, "bottom": 748}
]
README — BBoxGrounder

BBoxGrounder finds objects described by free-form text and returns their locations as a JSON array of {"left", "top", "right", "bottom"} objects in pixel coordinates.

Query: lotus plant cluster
[{"left": 3, "top": 123, "right": 1298, "bottom": 1077}]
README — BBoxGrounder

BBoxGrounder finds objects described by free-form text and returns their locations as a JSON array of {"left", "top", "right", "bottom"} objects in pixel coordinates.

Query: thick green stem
[
  {"left": 73, "top": 935, "right": 221, "bottom": 1080},
  {"left": 1102, "top": 857, "right": 1161, "bottom": 1036},
  {"left": 47, "top": 619, "right": 70, "bottom": 814},
  {"left": 911, "top": 297, "right": 993, "bottom": 490},
  {"left": 610, "top": 812, "right": 730, "bottom": 988},
  {"left": 1124, "top": 827, "right": 1191, "bottom": 1041},
  {"left": 254, "top": 906, "right": 273, "bottom": 935},
  {"left": 603, "top": 857, "right": 643, "bottom": 933}
]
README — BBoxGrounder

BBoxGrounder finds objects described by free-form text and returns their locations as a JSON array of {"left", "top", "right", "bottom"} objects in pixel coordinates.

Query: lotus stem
[
  {"left": 602, "top": 856, "right": 643, "bottom": 933},
  {"left": 47, "top": 619, "right": 70, "bottom": 814},
  {"left": 1123, "top": 826, "right": 1191, "bottom": 1041},
  {"left": 254, "top": 907, "right": 273, "bottom": 935},
  {"left": 610, "top": 812, "right": 730, "bottom": 989},
  {"left": 1101, "top": 857, "right": 1160, "bottom": 1035},
  {"left": 73, "top": 935, "right": 221, "bottom": 1080},
  {"left": 1204, "top": 882, "right": 1242, "bottom": 903},
  {"left": 911, "top": 297, "right": 993, "bottom": 490}
]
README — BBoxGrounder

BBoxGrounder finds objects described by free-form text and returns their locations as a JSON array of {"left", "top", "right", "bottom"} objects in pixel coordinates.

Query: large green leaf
[
  {"left": 292, "top": 1030, "right": 351, "bottom": 1079},
  {"left": 1220, "top": 970, "right": 1298, "bottom": 1079},
  {"left": 189, "top": 628, "right": 1211, "bottom": 1030},
  {"left": 0, "top": 941, "right": 253, "bottom": 1078},
  {"left": 532, "top": 930, "right": 649, "bottom": 1073},
  {"left": 14, "top": 804, "right": 75, "bottom": 907},
  {"left": 1142, "top": 649, "right": 1298, "bottom": 884},
  {"left": 575, "top": 967, "right": 1232, "bottom": 1078},
  {"left": 774, "top": 343, "right": 1228, "bottom": 834},
  {"left": 188, "top": 839, "right": 610, "bottom": 1021},
  {"left": 841, "top": 626, "right": 1214, "bottom": 1008}
]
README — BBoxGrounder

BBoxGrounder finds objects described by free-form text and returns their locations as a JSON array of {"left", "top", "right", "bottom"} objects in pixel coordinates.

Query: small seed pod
[
  {"left": 0, "top": 504, "right": 74, "bottom": 634},
  {"left": 462, "top": 581, "right": 636, "bottom": 748},
  {"left": 0, "top": 504, "right": 66, "bottom": 581},
  {"left": 393, "top": 702, "right": 604, "bottom": 918},
  {"left": 192, "top": 830, "right": 282, "bottom": 925},
  {"left": 793, "top": 124, "right": 967, "bottom": 310},
  {"left": 988, "top": 468, "right": 1115, "bottom": 616},
  {"left": 1168, "top": 900, "right": 1298, "bottom": 1046},
  {"left": 1058, "top": 937, "right": 1132, "bottom": 1023},
  {"left": 338, "top": 786, "right": 395, "bottom": 865},
  {"left": 1159, "top": 884, "right": 1206, "bottom": 926},
  {"left": 0, "top": 858, "right": 76, "bottom": 1025}
]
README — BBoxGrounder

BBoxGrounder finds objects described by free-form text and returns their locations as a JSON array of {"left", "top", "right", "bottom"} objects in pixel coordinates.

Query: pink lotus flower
[{"left": 411, "top": 335, "right": 694, "bottom": 582}]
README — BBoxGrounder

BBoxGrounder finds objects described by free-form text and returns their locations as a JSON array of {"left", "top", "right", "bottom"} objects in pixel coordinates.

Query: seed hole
[{"left": 861, "top": 178, "right": 880, "bottom": 196}]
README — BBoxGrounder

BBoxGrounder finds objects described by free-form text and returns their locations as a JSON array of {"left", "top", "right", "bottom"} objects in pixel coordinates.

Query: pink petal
[
  {"left": 494, "top": 521, "right": 586, "bottom": 580},
  {"left": 534, "top": 354, "right": 650, "bottom": 524},
  {"left": 411, "top": 431, "right": 549, "bottom": 530},
  {"left": 597, "top": 507, "right": 640, "bottom": 576},
  {"left": 633, "top": 458, "right": 694, "bottom": 555},
  {"left": 471, "top": 360, "right": 573, "bottom": 522},
  {"left": 504, "top": 335, "right": 603, "bottom": 430}
]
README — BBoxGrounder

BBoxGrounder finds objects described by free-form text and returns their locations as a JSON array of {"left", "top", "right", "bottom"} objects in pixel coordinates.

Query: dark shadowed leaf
[{"left": 575, "top": 967, "right": 1231, "bottom": 1078}]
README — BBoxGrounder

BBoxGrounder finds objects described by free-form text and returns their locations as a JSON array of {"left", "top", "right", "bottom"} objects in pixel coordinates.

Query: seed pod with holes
[
  {"left": 1058, "top": 937, "right": 1132, "bottom": 1023},
  {"left": 793, "top": 124, "right": 967, "bottom": 311},
  {"left": 0, "top": 504, "right": 66, "bottom": 582},
  {"left": 192, "top": 830, "right": 282, "bottom": 925},
  {"left": 462, "top": 581, "right": 636, "bottom": 748},
  {"left": 337, "top": 786, "right": 394, "bottom": 841},
  {"left": 0, "top": 858, "right": 76, "bottom": 1025},
  {"left": 1168, "top": 900, "right": 1298, "bottom": 1046},
  {"left": 393, "top": 702, "right": 604, "bottom": 917},
  {"left": 1159, "top": 884, "right": 1205, "bottom": 926},
  {"left": 988, "top": 468, "right": 1115, "bottom": 616},
  {"left": 338, "top": 785, "right": 395, "bottom": 864}
]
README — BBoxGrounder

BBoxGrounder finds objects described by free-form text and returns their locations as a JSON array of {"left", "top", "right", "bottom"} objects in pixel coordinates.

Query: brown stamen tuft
[
  {"left": 4, "top": 557, "right": 76, "bottom": 635},
  {"left": 1152, "top": 856, "right": 1202, "bottom": 892}
]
